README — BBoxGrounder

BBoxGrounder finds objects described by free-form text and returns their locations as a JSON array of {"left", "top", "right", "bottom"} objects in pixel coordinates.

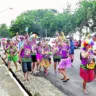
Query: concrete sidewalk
[{"left": 0, "top": 65, "right": 23, "bottom": 96}]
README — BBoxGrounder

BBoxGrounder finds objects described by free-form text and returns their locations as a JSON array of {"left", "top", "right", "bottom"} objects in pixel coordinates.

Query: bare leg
[
  {"left": 59, "top": 69, "right": 69, "bottom": 80},
  {"left": 70, "top": 55, "right": 74, "bottom": 67},
  {"left": 24, "top": 72, "right": 27, "bottom": 81},
  {"left": 27, "top": 72, "right": 30, "bottom": 80},
  {"left": 83, "top": 80, "right": 88, "bottom": 94},
  {"left": 35, "top": 62, "right": 39, "bottom": 71},
  {"left": 14, "top": 62, "right": 18, "bottom": 70},
  {"left": 37, "top": 63, "right": 39, "bottom": 71},
  {"left": 37, "top": 59, "right": 41, "bottom": 71},
  {"left": 54, "top": 62, "right": 57, "bottom": 73},
  {"left": 33, "top": 62, "right": 35, "bottom": 70},
  {"left": 8, "top": 61, "right": 11, "bottom": 70},
  {"left": 4, "top": 53, "right": 8, "bottom": 60},
  {"left": 32, "top": 62, "right": 35, "bottom": 73},
  {"left": 44, "top": 67, "right": 48, "bottom": 76}
]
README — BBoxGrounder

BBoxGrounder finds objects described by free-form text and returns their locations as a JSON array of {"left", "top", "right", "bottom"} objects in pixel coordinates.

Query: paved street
[{"left": 40, "top": 49, "right": 96, "bottom": 96}]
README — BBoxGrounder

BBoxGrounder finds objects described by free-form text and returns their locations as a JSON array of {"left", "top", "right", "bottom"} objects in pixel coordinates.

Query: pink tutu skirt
[
  {"left": 58, "top": 57, "right": 71, "bottom": 69},
  {"left": 80, "top": 67, "right": 94, "bottom": 82},
  {"left": 36, "top": 54, "right": 42, "bottom": 61}
]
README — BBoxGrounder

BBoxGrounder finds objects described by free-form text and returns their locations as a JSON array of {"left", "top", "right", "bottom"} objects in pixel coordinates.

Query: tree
[
  {"left": 10, "top": 9, "right": 59, "bottom": 37},
  {"left": 0, "top": 24, "right": 9, "bottom": 37}
]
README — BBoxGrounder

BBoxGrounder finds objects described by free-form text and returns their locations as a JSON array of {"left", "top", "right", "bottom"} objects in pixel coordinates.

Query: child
[
  {"left": 7, "top": 41, "right": 18, "bottom": 71},
  {"left": 40, "top": 43, "right": 51, "bottom": 76}
]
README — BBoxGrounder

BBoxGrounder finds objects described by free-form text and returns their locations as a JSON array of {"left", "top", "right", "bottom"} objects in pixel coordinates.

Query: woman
[
  {"left": 36, "top": 42, "right": 43, "bottom": 71},
  {"left": 7, "top": 41, "right": 18, "bottom": 71},
  {"left": 31, "top": 38, "right": 37, "bottom": 73},
  {"left": 80, "top": 40, "right": 95, "bottom": 94},
  {"left": 19, "top": 39, "right": 32, "bottom": 81},
  {"left": 4, "top": 40, "right": 10, "bottom": 60},
  {"left": 53, "top": 41, "right": 61, "bottom": 73},
  {"left": 69, "top": 37, "right": 75, "bottom": 66},
  {"left": 40, "top": 43, "right": 51, "bottom": 75},
  {"left": 58, "top": 41, "right": 71, "bottom": 82}
]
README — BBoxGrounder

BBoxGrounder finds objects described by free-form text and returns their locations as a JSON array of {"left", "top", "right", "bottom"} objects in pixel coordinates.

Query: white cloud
[{"left": 0, "top": 0, "right": 79, "bottom": 26}]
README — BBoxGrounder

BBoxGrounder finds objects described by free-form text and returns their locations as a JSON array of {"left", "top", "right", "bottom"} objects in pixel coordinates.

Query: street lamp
[{"left": 0, "top": 7, "right": 13, "bottom": 14}]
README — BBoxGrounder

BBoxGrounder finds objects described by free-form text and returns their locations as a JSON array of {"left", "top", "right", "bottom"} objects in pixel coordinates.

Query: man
[
  {"left": 19, "top": 39, "right": 32, "bottom": 81},
  {"left": 69, "top": 37, "right": 75, "bottom": 66},
  {"left": 18, "top": 37, "right": 25, "bottom": 50}
]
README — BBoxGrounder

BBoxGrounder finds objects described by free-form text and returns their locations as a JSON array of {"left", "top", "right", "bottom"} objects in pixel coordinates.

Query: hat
[{"left": 81, "top": 40, "right": 94, "bottom": 49}]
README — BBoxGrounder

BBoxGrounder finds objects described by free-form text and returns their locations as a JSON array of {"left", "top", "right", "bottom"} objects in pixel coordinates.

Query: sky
[{"left": 0, "top": 0, "right": 79, "bottom": 26}]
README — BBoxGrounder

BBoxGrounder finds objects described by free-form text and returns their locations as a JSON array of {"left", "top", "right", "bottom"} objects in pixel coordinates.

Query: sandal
[{"left": 63, "top": 78, "right": 69, "bottom": 82}]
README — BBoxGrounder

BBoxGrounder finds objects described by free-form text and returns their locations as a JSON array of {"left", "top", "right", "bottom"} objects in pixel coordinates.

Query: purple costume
[
  {"left": 43, "top": 47, "right": 50, "bottom": 59},
  {"left": 53, "top": 45, "right": 61, "bottom": 58},
  {"left": 58, "top": 43, "right": 71, "bottom": 69},
  {"left": 36, "top": 46, "right": 42, "bottom": 61},
  {"left": 20, "top": 44, "right": 32, "bottom": 62}
]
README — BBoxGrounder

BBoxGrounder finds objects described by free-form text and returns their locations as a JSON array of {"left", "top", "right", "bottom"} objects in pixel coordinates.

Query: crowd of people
[{"left": 1, "top": 32, "right": 96, "bottom": 95}]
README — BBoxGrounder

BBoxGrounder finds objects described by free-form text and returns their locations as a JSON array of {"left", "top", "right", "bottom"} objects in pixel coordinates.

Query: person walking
[
  {"left": 19, "top": 39, "right": 32, "bottom": 81},
  {"left": 58, "top": 41, "right": 71, "bottom": 82},
  {"left": 80, "top": 40, "right": 95, "bottom": 94},
  {"left": 69, "top": 37, "right": 75, "bottom": 66}
]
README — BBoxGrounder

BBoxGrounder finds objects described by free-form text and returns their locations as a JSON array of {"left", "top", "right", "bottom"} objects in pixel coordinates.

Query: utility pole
[{"left": 46, "top": 29, "right": 47, "bottom": 38}]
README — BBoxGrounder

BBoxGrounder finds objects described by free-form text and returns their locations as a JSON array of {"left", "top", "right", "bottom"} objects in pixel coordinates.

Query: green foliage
[
  {"left": 75, "top": 0, "right": 96, "bottom": 32},
  {"left": 0, "top": 24, "right": 9, "bottom": 37}
]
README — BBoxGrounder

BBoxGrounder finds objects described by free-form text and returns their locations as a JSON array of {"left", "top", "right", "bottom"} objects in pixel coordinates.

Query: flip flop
[{"left": 63, "top": 78, "right": 69, "bottom": 82}]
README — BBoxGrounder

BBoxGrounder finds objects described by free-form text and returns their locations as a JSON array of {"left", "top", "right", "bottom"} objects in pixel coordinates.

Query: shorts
[
  {"left": 31, "top": 54, "right": 37, "bottom": 62},
  {"left": 8, "top": 55, "right": 18, "bottom": 62},
  {"left": 53, "top": 58, "right": 60, "bottom": 62},
  {"left": 48, "top": 57, "right": 51, "bottom": 62},
  {"left": 22, "top": 62, "right": 31, "bottom": 73}
]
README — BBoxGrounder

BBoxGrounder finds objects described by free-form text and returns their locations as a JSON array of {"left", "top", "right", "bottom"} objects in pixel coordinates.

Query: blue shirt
[
  {"left": 69, "top": 40, "right": 75, "bottom": 54},
  {"left": 18, "top": 41, "right": 24, "bottom": 50}
]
